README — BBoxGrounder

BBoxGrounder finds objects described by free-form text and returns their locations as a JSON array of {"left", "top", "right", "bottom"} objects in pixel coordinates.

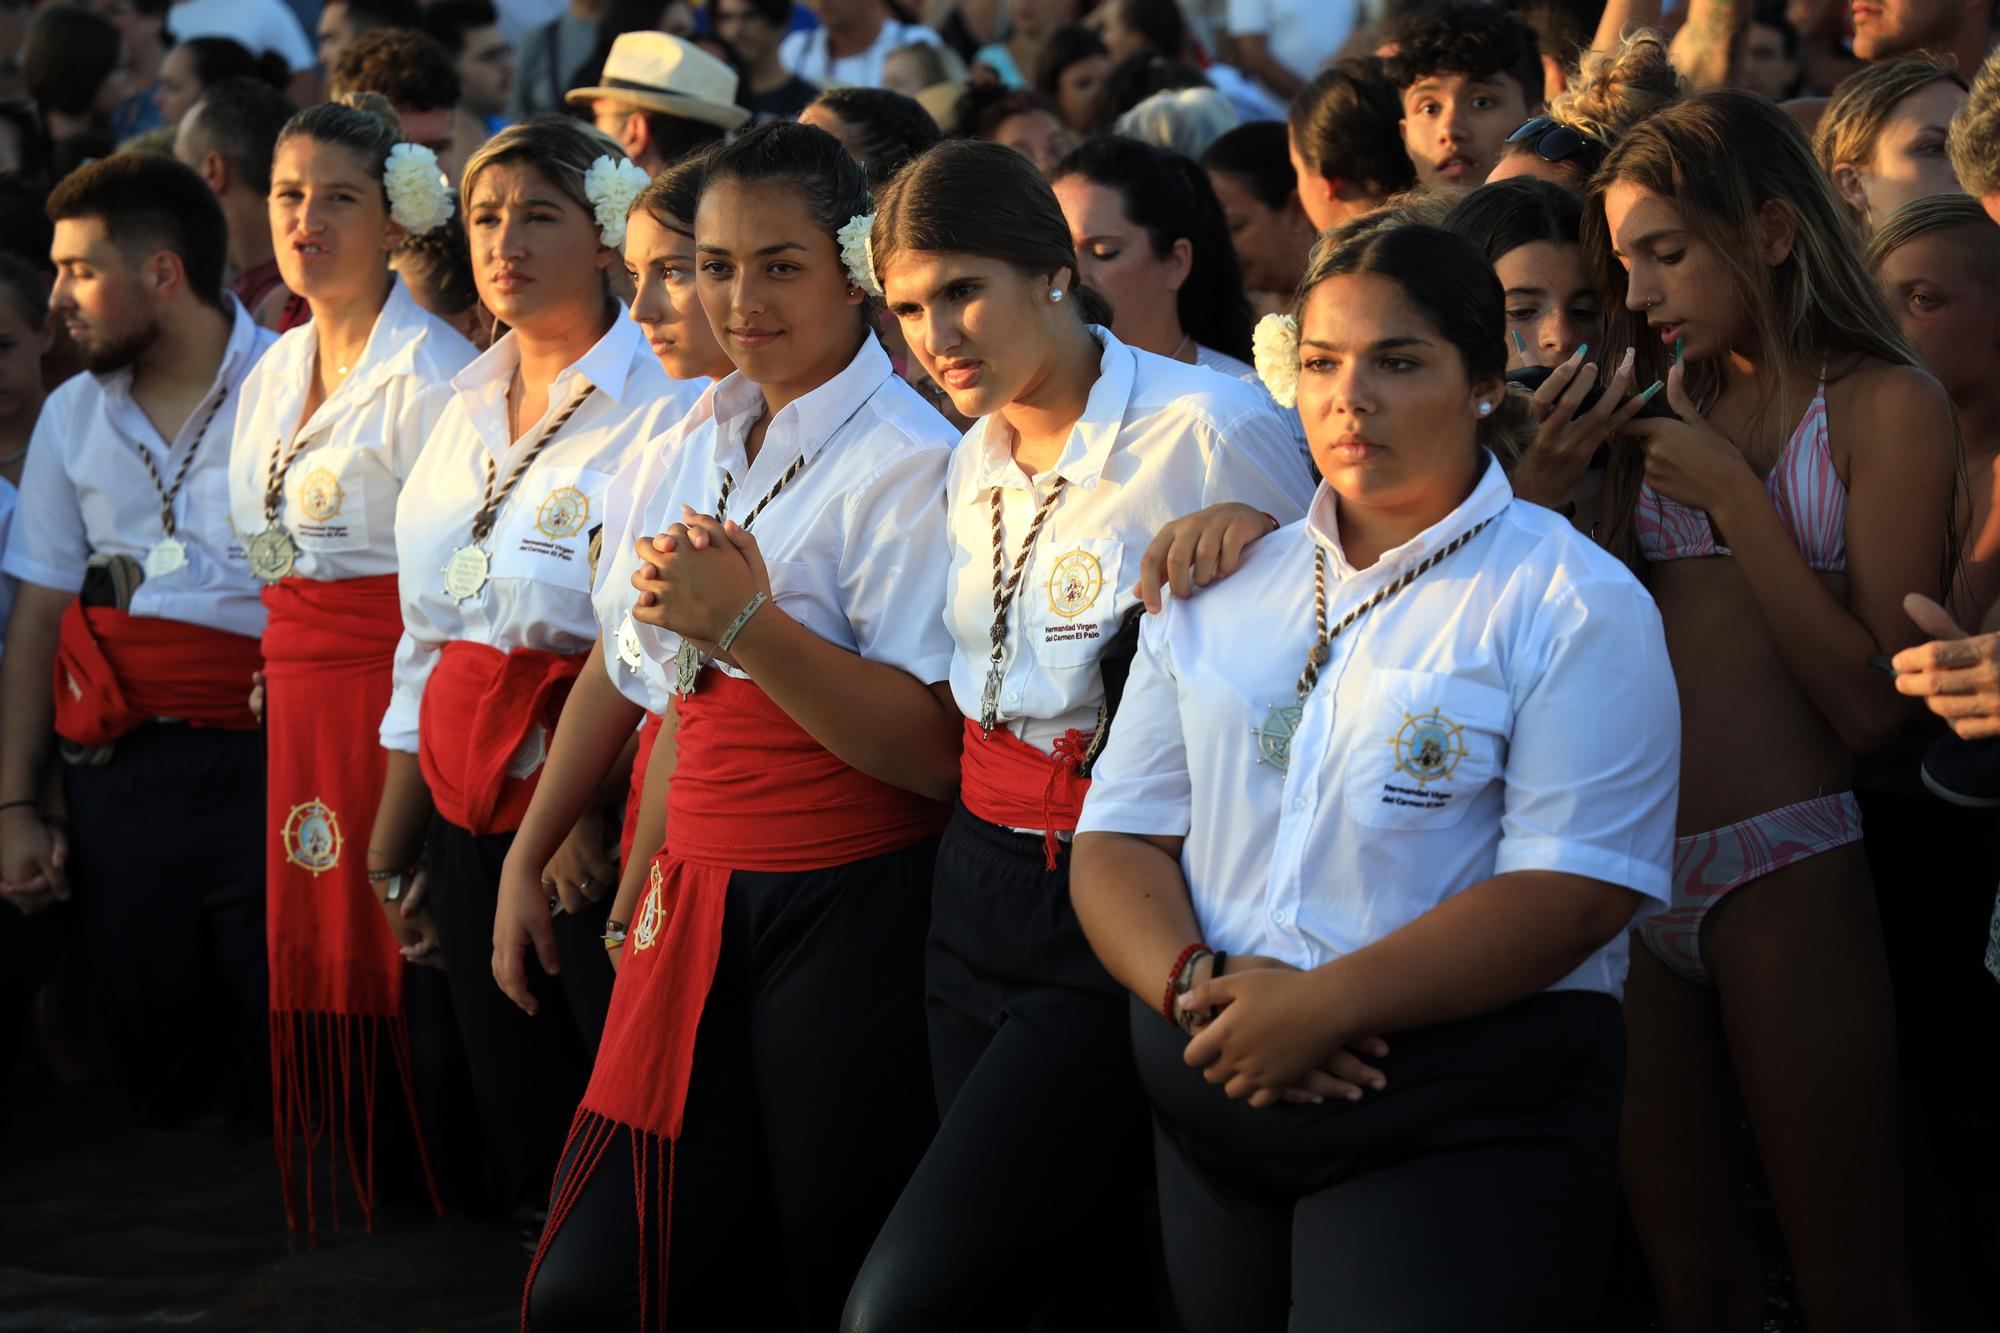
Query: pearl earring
[
  {"left": 1049, "top": 288, "right": 1065, "bottom": 303},
  {"left": 1477, "top": 401, "right": 1493, "bottom": 417}
]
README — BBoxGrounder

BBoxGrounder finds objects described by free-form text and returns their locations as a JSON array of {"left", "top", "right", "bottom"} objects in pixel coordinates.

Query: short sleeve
[
  {"left": 837, "top": 448, "right": 954, "bottom": 684},
  {"left": 1491, "top": 582, "right": 1679, "bottom": 903},
  {"left": 1, "top": 400, "right": 89, "bottom": 594},
  {"left": 378, "top": 627, "right": 438, "bottom": 752},
  {"left": 1076, "top": 613, "right": 1194, "bottom": 839},
  {"left": 1196, "top": 403, "right": 1316, "bottom": 523}
]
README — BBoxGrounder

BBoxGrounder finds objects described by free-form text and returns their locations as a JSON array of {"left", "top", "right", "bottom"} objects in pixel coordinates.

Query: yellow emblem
[
  {"left": 1385, "top": 708, "right": 1469, "bottom": 786},
  {"left": 1044, "top": 548, "right": 1104, "bottom": 619},
  {"left": 299, "top": 468, "right": 344, "bottom": 521},
  {"left": 632, "top": 861, "right": 665, "bottom": 951},
  {"left": 282, "top": 798, "right": 344, "bottom": 875},
  {"left": 537, "top": 485, "right": 590, "bottom": 539}
]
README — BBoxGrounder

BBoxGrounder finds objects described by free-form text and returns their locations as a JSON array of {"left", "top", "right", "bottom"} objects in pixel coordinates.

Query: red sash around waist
[
  {"left": 418, "top": 640, "right": 585, "bottom": 836},
  {"left": 620, "top": 710, "right": 667, "bottom": 867},
  {"left": 53, "top": 603, "right": 262, "bottom": 747},
  {"left": 260, "top": 575, "right": 440, "bottom": 1235},
  {"left": 959, "top": 717, "right": 1091, "bottom": 869},
  {"left": 585, "top": 672, "right": 948, "bottom": 1140}
]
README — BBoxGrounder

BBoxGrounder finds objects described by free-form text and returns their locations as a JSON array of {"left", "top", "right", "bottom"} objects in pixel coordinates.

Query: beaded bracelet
[{"left": 1162, "top": 942, "right": 1208, "bottom": 1025}]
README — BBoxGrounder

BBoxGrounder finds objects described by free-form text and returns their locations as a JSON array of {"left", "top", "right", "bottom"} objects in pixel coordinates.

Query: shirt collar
[
  {"left": 450, "top": 302, "right": 647, "bottom": 404},
  {"left": 1307, "top": 449, "right": 1514, "bottom": 582},
  {"left": 962, "top": 324, "right": 1129, "bottom": 501},
  {"left": 709, "top": 331, "right": 893, "bottom": 476},
  {"left": 276, "top": 278, "right": 429, "bottom": 397}
]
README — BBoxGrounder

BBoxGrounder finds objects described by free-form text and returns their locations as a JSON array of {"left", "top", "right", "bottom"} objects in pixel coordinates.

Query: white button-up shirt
[
  {"left": 780, "top": 19, "right": 944, "bottom": 89},
  {"left": 381, "top": 312, "right": 701, "bottom": 752},
  {"left": 228, "top": 280, "right": 478, "bottom": 582},
  {"left": 1077, "top": 458, "right": 1680, "bottom": 998},
  {"left": 609, "top": 333, "right": 957, "bottom": 709},
  {"left": 945, "top": 328, "right": 1316, "bottom": 756},
  {"left": 2, "top": 299, "right": 276, "bottom": 638}
]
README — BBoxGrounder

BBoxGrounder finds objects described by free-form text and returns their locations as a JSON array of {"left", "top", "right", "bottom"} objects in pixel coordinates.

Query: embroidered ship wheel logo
[
  {"left": 299, "top": 468, "right": 344, "bottom": 521},
  {"left": 536, "top": 486, "right": 590, "bottom": 539},
  {"left": 632, "top": 861, "right": 665, "bottom": 951},
  {"left": 1044, "top": 549, "right": 1104, "bottom": 619},
  {"left": 282, "top": 798, "right": 344, "bottom": 875},
  {"left": 1386, "top": 708, "right": 1468, "bottom": 786}
]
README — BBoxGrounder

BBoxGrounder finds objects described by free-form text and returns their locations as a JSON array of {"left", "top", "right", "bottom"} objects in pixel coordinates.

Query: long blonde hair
[
  {"left": 1814, "top": 57, "right": 1967, "bottom": 227},
  {"left": 1582, "top": 91, "right": 1927, "bottom": 564}
]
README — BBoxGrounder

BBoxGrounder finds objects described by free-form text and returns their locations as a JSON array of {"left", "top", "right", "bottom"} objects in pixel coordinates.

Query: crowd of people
[{"left": 2, "top": 0, "right": 2000, "bottom": 1329}]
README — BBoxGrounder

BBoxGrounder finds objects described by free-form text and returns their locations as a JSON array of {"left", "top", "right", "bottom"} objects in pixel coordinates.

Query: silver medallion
[
  {"left": 673, "top": 637, "right": 702, "bottom": 698},
  {"left": 443, "top": 544, "right": 491, "bottom": 601},
  {"left": 1252, "top": 703, "right": 1304, "bottom": 775},
  {"left": 978, "top": 665, "right": 1003, "bottom": 734},
  {"left": 246, "top": 524, "right": 298, "bottom": 583},
  {"left": 616, "top": 613, "right": 644, "bottom": 672},
  {"left": 144, "top": 535, "right": 188, "bottom": 580}
]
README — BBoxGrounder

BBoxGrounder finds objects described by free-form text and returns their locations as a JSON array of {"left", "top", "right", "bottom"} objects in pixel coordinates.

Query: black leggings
[
  {"left": 843, "top": 807, "right": 1159, "bottom": 1333},
  {"left": 526, "top": 838, "right": 940, "bottom": 1333},
  {"left": 425, "top": 816, "right": 614, "bottom": 1210},
  {"left": 1139, "top": 990, "right": 1625, "bottom": 1333}
]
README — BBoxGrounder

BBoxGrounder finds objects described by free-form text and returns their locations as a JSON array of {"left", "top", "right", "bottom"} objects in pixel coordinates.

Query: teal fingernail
[
  {"left": 1674, "top": 336, "right": 1684, "bottom": 365},
  {"left": 1510, "top": 329, "right": 1528, "bottom": 354},
  {"left": 1637, "top": 378, "right": 1664, "bottom": 403},
  {"left": 1575, "top": 342, "right": 1589, "bottom": 359}
]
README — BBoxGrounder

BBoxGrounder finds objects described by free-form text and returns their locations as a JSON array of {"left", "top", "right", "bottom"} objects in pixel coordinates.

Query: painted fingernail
[
  {"left": 1637, "top": 379, "right": 1665, "bottom": 403},
  {"left": 1674, "top": 336, "right": 1684, "bottom": 365},
  {"left": 1573, "top": 342, "right": 1589, "bottom": 361},
  {"left": 1510, "top": 329, "right": 1528, "bottom": 354}
]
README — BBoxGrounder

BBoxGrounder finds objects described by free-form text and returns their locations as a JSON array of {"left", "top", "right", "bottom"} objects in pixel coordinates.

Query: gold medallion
[
  {"left": 282, "top": 798, "right": 344, "bottom": 875},
  {"left": 247, "top": 524, "right": 298, "bottom": 582}
]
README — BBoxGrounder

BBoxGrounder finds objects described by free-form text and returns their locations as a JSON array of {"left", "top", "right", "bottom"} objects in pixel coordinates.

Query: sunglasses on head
[{"left": 1505, "top": 116, "right": 1607, "bottom": 174}]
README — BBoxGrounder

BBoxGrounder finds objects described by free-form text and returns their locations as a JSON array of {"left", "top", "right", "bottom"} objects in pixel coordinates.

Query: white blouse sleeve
[
  {"left": 1196, "top": 401, "right": 1316, "bottom": 523},
  {"left": 1491, "top": 580, "right": 1680, "bottom": 903},
  {"left": 1075, "top": 613, "right": 1195, "bottom": 839},
  {"left": 835, "top": 446, "right": 955, "bottom": 685}
]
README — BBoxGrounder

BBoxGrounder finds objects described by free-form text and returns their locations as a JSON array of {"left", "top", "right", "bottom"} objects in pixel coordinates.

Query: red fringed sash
[
  {"left": 52, "top": 603, "right": 261, "bottom": 745},
  {"left": 619, "top": 710, "right": 666, "bottom": 866},
  {"left": 262, "top": 575, "right": 441, "bottom": 1236},
  {"left": 525, "top": 673, "right": 948, "bottom": 1331},
  {"left": 958, "top": 717, "right": 1092, "bottom": 869},
  {"left": 418, "top": 641, "right": 585, "bottom": 835}
]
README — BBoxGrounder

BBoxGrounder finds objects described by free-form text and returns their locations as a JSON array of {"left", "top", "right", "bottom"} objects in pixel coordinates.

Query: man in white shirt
[
  {"left": 781, "top": 0, "right": 943, "bottom": 89},
  {"left": 0, "top": 154, "right": 276, "bottom": 1129},
  {"left": 1226, "top": 0, "right": 1357, "bottom": 100}
]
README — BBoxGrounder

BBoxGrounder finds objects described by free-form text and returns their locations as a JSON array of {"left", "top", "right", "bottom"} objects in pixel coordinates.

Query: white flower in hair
[
  {"left": 383, "top": 143, "right": 453, "bottom": 235},
  {"left": 1253, "top": 312, "right": 1301, "bottom": 409},
  {"left": 585, "top": 155, "right": 652, "bottom": 249},
  {"left": 838, "top": 213, "right": 880, "bottom": 297}
]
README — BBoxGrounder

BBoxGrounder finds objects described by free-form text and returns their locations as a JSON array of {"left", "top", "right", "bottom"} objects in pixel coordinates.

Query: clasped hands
[
  {"left": 629, "top": 507, "right": 773, "bottom": 662},
  {"left": 1178, "top": 956, "right": 1391, "bottom": 1110}
]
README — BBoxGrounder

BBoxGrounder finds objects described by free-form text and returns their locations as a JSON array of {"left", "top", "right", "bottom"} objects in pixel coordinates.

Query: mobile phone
[
  {"left": 1867, "top": 653, "right": 1898, "bottom": 675},
  {"left": 1505, "top": 364, "right": 1677, "bottom": 420}
]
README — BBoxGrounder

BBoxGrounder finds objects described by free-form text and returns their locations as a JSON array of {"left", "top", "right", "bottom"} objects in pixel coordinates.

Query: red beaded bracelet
[{"left": 1163, "top": 941, "right": 1208, "bottom": 1025}]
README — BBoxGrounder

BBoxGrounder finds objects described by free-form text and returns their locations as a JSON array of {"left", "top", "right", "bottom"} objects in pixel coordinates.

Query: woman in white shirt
[
  {"left": 228, "top": 93, "right": 478, "bottom": 1236},
  {"left": 843, "top": 137, "right": 1315, "bottom": 1332},
  {"left": 490, "top": 150, "right": 731, "bottom": 1006},
  {"left": 1071, "top": 223, "right": 1681, "bottom": 1330},
  {"left": 522, "top": 121, "right": 962, "bottom": 1333},
  {"left": 367, "top": 117, "right": 697, "bottom": 1217}
]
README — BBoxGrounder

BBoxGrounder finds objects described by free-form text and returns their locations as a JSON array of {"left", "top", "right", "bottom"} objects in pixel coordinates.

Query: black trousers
[
  {"left": 527, "top": 838, "right": 940, "bottom": 1333},
  {"left": 843, "top": 806, "right": 1158, "bottom": 1333},
  {"left": 1137, "top": 989, "right": 1624, "bottom": 1333},
  {"left": 64, "top": 722, "right": 265, "bottom": 1127},
  {"left": 424, "top": 816, "right": 615, "bottom": 1210}
]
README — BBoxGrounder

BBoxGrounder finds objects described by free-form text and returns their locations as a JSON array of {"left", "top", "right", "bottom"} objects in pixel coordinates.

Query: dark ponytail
[{"left": 874, "top": 138, "right": 1113, "bottom": 327}]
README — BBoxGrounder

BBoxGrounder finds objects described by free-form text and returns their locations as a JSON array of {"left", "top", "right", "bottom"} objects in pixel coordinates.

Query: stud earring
[
  {"left": 1477, "top": 401, "right": 1493, "bottom": 416},
  {"left": 1049, "top": 288, "right": 1065, "bottom": 302}
]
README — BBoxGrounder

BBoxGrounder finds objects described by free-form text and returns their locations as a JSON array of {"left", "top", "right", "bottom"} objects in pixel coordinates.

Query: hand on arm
[{"left": 1134, "top": 504, "right": 1280, "bottom": 613}]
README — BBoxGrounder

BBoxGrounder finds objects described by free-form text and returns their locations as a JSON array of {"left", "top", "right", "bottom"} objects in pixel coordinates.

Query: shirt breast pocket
[
  {"left": 1028, "top": 536, "right": 1124, "bottom": 671},
  {"left": 1341, "top": 668, "right": 1511, "bottom": 831},
  {"left": 286, "top": 444, "right": 372, "bottom": 552},
  {"left": 764, "top": 557, "right": 837, "bottom": 643},
  {"left": 489, "top": 465, "right": 609, "bottom": 592}
]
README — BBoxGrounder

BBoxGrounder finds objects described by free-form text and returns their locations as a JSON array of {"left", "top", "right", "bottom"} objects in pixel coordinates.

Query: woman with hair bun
[
  {"left": 228, "top": 92, "right": 479, "bottom": 1234},
  {"left": 843, "top": 136, "right": 1312, "bottom": 1333},
  {"left": 1489, "top": 28, "right": 1685, "bottom": 192}
]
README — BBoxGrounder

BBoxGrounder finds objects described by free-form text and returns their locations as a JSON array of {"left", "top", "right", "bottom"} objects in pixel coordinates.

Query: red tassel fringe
[
  {"left": 522, "top": 1109, "right": 674, "bottom": 1332},
  {"left": 270, "top": 1009, "right": 443, "bottom": 1237}
]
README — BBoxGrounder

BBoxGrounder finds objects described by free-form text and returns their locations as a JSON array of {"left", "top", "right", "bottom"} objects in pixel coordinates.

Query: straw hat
[{"left": 566, "top": 31, "right": 751, "bottom": 132}]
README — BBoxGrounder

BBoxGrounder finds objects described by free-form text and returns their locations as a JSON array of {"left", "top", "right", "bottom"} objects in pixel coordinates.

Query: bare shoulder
[{"left": 1826, "top": 357, "right": 1954, "bottom": 474}]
